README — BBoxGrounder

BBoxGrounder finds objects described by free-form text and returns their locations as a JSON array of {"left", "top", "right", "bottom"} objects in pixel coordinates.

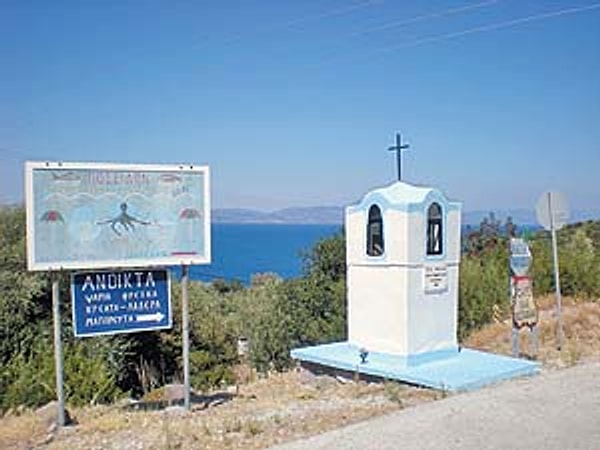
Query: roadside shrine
[{"left": 292, "top": 179, "right": 539, "bottom": 391}]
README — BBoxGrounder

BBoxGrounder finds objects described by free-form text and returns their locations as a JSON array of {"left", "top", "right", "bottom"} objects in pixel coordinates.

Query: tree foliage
[{"left": 2, "top": 205, "right": 599, "bottom": 411}]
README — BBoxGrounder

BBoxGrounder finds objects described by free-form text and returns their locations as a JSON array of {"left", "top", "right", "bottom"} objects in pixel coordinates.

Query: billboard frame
[{"left": 25, "top": 161, "right": 211, "bottom": 271}]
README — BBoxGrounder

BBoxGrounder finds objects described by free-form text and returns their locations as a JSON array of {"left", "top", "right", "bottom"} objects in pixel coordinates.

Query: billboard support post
[
  {"left": 52, "top": 272, "right": 66, "bottom": 426},
  {"left": 181, "top": 265, "right": 191, "bottom": 410}
]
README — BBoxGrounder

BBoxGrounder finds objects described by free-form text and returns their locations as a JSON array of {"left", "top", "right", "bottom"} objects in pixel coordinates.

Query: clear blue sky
[{"left": 1, "top": 1, "right": 599, "bottom": 212}]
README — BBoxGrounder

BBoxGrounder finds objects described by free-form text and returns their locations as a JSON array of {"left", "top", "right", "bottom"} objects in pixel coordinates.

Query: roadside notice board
[
  {"left": 71, "top": 268, "right": 171, "bottom": 337},
  {"left": 511, "top": 275, "right": 537, "bottom": 329},
  {"left": 25, "top": 161, "right": 211, "bottom": 271}
]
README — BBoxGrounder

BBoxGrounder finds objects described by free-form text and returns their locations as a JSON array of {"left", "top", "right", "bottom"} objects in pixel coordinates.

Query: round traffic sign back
[{"left": 536, "top": 191, "right": 569, "bottom": 231}]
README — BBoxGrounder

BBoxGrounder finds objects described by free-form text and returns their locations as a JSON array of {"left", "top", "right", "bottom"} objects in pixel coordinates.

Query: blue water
[
  {"left": 185, "top": 223, "right": 541, "bottom": 285},
  {"left": 189, "top": 224, "right": 341, "bottom": 284}
]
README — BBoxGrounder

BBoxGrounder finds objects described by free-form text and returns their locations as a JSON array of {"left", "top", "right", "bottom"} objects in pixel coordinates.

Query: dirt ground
[{"left": 1, "top": 295, "right": 598, "bottom": 450}]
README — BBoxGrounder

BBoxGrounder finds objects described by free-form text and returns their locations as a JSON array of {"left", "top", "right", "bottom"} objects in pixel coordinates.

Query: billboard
[{"left": 26, "top": 161, "right": 210, "bottom": 270}]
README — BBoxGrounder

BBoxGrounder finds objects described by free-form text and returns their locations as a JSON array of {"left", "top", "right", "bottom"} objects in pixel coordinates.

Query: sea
[
  {"left": 187, "top": 222, "right": 541, "bottom": 285},
  {"left": 189, "top": 224, "right": 341, "bottom": 284}
]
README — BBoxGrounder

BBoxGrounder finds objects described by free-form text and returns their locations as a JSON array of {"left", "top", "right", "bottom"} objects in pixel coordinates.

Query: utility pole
[{"left": 388, "top": 133, "right": 410, "bottom": 181}]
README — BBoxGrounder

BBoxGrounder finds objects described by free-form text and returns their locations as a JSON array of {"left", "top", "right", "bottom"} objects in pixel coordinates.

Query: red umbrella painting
[
  {"left": 179, "top": 208, "right": 201, "bottom": 220},
  {"left": 173, "top": 208, "right": 202, "bottom": 256},
  {"left": 38, "top": 209, "right": 66, "bottom": 261},
  {"left": 40, "top": 210, "right": 65, "bottom": 223}
]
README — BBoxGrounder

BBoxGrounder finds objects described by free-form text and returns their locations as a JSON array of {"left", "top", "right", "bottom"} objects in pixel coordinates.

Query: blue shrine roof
[{"left": 347, "top": 181, "right": 461, "bottom": 214}]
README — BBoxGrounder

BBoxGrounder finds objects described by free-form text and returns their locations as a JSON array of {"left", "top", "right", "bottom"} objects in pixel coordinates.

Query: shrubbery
[
  {"left": 1, "top": 206, "right": 599, "bottom": 411},
  {"left": 458, "top": 216, "right": 600, "bottom": 338}
]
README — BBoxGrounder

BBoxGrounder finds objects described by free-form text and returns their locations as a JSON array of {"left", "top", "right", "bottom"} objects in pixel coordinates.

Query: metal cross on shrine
[{"left": 388, "top": 132, "right": 410, "bottom": 181}]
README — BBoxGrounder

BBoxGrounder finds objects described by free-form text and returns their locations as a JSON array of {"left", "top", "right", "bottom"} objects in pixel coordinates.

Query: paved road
[{"left": 271, "top": 362, "right": 600, "bottom": 450}]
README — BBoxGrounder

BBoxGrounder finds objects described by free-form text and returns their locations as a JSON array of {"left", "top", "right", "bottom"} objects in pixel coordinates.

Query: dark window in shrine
[
  {"left": 427, "top": 203, "right": 443, "bottom": 256},
  {"left": 367, "top": 205, "right": 384, "bottom": 256}
]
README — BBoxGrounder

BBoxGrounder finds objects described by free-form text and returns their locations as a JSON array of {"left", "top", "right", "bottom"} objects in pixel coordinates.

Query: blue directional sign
[{"left": 71, "top": 268, "right": 172, "bottom": 337}]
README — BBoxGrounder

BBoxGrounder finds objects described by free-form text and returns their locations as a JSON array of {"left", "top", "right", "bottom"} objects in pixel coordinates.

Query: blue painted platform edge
[
  {"left": 291, "top": 341, "right": 540, "bottom": 392},
  {"left": 407, "top": 347, "right": 459, "bottom": 366}
]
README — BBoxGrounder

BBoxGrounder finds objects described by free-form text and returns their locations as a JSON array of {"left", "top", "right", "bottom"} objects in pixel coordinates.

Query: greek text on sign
[
  {"left": 424, "top": 264, "right": 448, "bottom": 294},
  {"left": 71, "top": 269, "right": 172, "bottom": 337}
]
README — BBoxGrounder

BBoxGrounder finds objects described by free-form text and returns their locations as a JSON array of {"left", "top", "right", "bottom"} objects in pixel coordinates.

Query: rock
[
  {"left": 38, "top": 433, "right": 54, "bottom": 446},
  {"left": 335, "top": 375, "right": 354, "bottom": 384},
  {"left": 116, "top": 397, "right": 140, "bottom": 409},
  {"left": 315, "top": 374, "right": 339, "bottom": 390},
  {"left": 164, "top": 405, "right": 188, "bottom": 416},
  {"left": 35, "top": 401, "right": 73, "bottom": 429},
  {"left": 297, "top": 368, "right": 317, "bottom": 384},
  {"left": 163, "top": 384, "right": 185, "bottom": 404}
]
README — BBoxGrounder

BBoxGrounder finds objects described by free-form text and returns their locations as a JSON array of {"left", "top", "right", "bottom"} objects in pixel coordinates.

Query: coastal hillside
[
  {"left": 212, "top": 206, "right": 600, "bottom": 225},
  {"left": 1, "top": 294, "right": 598, "bottom": 450},
  {"left": 2, "top": 207, "right": 600, "bottom": 449}
]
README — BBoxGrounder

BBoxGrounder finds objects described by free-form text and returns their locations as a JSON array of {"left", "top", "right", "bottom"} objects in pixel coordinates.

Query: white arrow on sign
[{"left": 136, "top": 312, "right": 166, "bottom": 323}]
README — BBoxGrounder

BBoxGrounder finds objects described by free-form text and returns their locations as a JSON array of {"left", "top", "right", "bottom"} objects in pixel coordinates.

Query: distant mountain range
[
  {"left": 212, "top": 206, "right": 345, "bottom": 224},
  {"left": 3, "top": 202, "right": 597, "bottom": 226},
  {"left": 213, "top": 206, "right": 600, "bottom": 226}
]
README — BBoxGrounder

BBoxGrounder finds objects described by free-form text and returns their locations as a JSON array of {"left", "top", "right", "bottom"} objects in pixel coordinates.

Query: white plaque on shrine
[{"left": 424, "top": 264, "right": 448, "bottom": 294}]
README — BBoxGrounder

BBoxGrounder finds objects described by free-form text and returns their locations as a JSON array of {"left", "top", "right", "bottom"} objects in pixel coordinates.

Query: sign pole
[
  {"left": 51, "top": 272, "right": 66, "bottom": 426},
  {"left": 536, "top": 191, "right": 568, "bottom": 351},
  {"left": 181, "top": 265, "right": 191, "bottom": 410},
  {"left": 550, "top": 226, "right": 564, "bottom": 350}
]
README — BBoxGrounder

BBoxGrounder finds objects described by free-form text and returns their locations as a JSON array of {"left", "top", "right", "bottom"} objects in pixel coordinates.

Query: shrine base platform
[{"left": 291, "top": 342, "right": 540, "bottom": 392}]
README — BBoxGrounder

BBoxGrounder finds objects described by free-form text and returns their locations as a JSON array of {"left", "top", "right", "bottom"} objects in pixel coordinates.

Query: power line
[
  {"left": 286, "top": 0, "right": 385, "bottom": 26},
  {"left": 377, "top": 2, "right": 600, "bottom": 53},
  {"left": 343, "top": 0, "right": 500, "bottom": 39}
]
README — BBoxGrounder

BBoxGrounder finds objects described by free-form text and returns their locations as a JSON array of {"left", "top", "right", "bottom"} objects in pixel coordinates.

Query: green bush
[
  {"left": 529, "top": 222, "right": 600, "bottom": 299},
  {"left": 458, "top": 246, "right": 509, "bottom": 340},
  {"left": 560, "top": 228, "right": 600, "bottom": 298},
  {"left": 2, "top": 203, "right": 598, "bottom": 408},
  {"left": 63, "top": 340, "right": 123, "bottom": 406},
  {"left": 1, "top": 340, "right": 55, "bottom": 410}
]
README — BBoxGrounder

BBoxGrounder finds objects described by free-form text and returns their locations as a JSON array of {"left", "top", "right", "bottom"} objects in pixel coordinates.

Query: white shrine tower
[
  {"left": 291, "top": 143, "right": 539, "bottom": 391},
  {"left": 345, "top": 181, "right": 462, "bottom": 361}
]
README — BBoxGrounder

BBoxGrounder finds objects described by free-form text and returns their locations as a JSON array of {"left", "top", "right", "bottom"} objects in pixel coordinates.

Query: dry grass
[
  {"left": 0, "top": 370, "right": 435, "bottom": 450},
  {"left": 465, "top": 295, "right": 600, "bottom": 368},
  {"left": 26, "top": 371, "right": 436, "bottom": 450},
  {"left": 0, "top": 410, "right": 51, "bottom": 450},
  {"left": 2, "top": 296, "right": 599, "bottom": 450}
]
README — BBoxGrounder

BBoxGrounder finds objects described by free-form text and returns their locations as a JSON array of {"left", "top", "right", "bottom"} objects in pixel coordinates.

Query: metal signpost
[
  {"left": 71, "top": 269, "right": 171, "bottom": 337},
  {"left": 181, "top": 265, "right": 191, "bottom": 410},
  {"left": 536, "top": 191, "right": 569, "bottom": 350},
  {"left": 51, "top": 274, "right": 65, "bottom": 426},
  {"left": 25, "top": 161, "right": 211, "bottom": 424}
]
